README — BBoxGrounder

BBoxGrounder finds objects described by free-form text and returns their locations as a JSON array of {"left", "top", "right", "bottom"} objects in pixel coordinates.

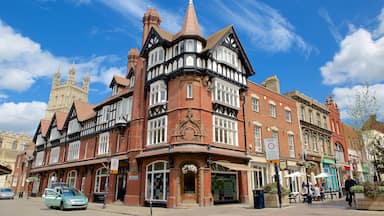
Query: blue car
[{"left": 42, "top": 187, "right": 88, "bottom": 210}]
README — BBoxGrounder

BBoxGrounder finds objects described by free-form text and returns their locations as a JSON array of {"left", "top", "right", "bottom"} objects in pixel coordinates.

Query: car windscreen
[{"left": 62, "top": 188, "right": 82, "bottom": 196}]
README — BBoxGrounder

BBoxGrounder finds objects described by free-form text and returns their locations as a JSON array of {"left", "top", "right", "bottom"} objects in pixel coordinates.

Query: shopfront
[
  {"left": 211, "top": 162, "right": 239, "bottom": 204},
  {"left": 322, "top": 158, "right": 338, "bottom": 191}
]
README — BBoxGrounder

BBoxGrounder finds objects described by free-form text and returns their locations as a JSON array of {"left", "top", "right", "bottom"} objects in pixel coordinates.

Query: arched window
[
  {"left": 335, "top": 143, "right": 345, "bottom": 162},
  {"left": 94, "top": 168, "right": 108, "bottom": 193},
  {"left": 66, "top": 170, "right": 77, "bottom": 188},
  {"left": 145, "top": 161, "right": 169, "bottom": 201},
  {"left": 48, "top": 172, "right": 57, "bottom": 188}
]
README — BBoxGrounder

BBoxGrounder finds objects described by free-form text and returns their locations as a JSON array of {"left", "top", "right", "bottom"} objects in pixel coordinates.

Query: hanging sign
[{"left": 110, "top": 158, "right": 119, "bottom": 174}]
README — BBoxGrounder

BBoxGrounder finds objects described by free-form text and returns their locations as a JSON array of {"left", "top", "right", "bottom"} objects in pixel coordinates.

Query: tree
[{"left": 345, "top": 84, "right": 382, "bottom": 182}]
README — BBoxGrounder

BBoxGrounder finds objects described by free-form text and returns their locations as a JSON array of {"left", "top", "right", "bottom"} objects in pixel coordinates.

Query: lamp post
[{"left": 102, "top": 149, "right": 111, "bottom": 209}]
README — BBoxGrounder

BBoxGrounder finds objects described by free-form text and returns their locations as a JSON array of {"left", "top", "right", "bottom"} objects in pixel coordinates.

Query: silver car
[{"left": 0, "top": 188, "right": 15, "bottom": 199}]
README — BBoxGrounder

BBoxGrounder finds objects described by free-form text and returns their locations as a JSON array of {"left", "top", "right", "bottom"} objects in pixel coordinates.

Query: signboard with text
[
  {"left": 110, "top": 158, "right": 119, "bottom": 174},
  {"left": 264, "top": 138, "right": 279, "bottom": 161}
]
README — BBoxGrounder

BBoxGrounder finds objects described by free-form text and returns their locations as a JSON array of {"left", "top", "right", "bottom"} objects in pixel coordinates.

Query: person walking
[{"left": 345, "top": 175, "right": 356, "bottom": 207}]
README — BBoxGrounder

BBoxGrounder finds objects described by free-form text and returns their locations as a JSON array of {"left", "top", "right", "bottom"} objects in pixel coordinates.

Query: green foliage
[
  {"left": 262, "top": 183, "right": 290, "bottom": 196},
  {"left": 350, "top": 185, "right": 364, "bottom": 193},
  {"left": 356, "top": 182, "right": 384, "bottom": 198}
]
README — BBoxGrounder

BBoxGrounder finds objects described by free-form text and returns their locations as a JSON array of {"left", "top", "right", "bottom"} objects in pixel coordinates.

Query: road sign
[
  {"left": 264, "top": 138, "right": 279, "bottom": 161},
  {"left": 110, "top": 158, "right": 119, "bottom": 174}
]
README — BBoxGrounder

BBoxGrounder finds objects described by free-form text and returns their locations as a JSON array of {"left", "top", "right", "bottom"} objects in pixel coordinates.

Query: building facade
[
  {"left": 0, "top": 131, "right": 32, "bottom": 187},
  {"left": 325, "top": 96, "right": 349, "bottom": 191},
  {"left": 44, "top": 67, "right": 89, "bottom": 119},
  {"left": 246, "top": 78, "right": 302, "bottom": 203},
  {"left": 343, "top": 123, "right": 366, "bottom": 182},
  {"left": 285, "top": 91, "right": 336, "bottom": 189}
]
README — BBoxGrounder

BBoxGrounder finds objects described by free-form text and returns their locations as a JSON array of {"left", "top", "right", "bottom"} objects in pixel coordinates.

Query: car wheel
[
  {"left": 60, "top": 202, "right": 65, "bottom": 211},
  {"left": 82, "top": 207, "right": 87, "bottom": 210}
]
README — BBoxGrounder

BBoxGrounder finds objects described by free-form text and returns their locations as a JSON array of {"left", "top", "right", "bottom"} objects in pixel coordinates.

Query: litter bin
[{"left": 253, "top": 189, "right": 265, "bottom": 209}]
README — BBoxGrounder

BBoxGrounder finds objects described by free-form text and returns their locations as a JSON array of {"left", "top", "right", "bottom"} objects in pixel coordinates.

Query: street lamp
[{"left": 102, "top": 149, "right": 111, "bottom": 209}]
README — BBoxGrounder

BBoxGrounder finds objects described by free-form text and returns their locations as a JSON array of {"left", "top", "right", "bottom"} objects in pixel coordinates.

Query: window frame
[
  {"left": 213, "top": 115, "right": 238, "bottom": 146},
  {"left": 147, "top": 116, "right": 168, "bottom": 145}
]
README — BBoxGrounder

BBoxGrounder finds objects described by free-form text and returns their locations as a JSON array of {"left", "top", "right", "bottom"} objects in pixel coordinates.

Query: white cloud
[
  {"left": 332, "top": 84, "right": 384, "bottom": 121},
  {"left": 0, "top": 94, "right": 8, "bottom": 99},
  {"left": 373, "top": 8, "right": 384, "bottom": 38},
  {"left": 0, "top": 19, "right": 125, "bottom": 92},
  {"left": 321, "top": 29, "right": 384, "bottom": 85},
  {"left": 318, "top": 8, "right": 342, "bottom": 43},
  {"left": 99, "top": 0, "right": 183, "bottom": 34},
  {"left": 321, "top": 7, "right": 384, "bottom": 85},
  {"left": 213, "top": 0, "right": 312, "bottom": 55},
  {"left": 0, "top": 101, "right": 47, "bottom": 135}
]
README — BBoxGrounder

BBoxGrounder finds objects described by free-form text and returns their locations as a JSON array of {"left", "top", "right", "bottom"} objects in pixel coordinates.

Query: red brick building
[
  {"left": 27, "top": 1, "right": 305, "bottom": 208},
  {"left": 325, "top": 96, "right": 349, "bottom": 188}
]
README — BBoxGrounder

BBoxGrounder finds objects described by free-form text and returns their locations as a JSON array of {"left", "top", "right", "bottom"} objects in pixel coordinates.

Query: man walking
[{"left": 345, "top": 175, "right": 356, "bottom": 207}]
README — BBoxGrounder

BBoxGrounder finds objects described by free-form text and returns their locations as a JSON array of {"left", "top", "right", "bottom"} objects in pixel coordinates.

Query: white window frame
[
  {"left": 130, "top": 75, "right": 135, "bottom": 88},
  {"left": 309, "top": 110, "right": 313, "bottom": 124},
  {"left": 212, "top": 78, "right": 239, "bottom": 109},
  {"left": 288, "top": 134, "right": 295, "bottom": 158},
  {"left": 36, "top": 134, "right": 45, "bottom": 146},
  {"left": 148, "top": 47, "right": 164, "bottom": 68},
  {"left": 35, "top": 151, "right": 44, "bottom": 167},
  {"left": 49, "top": 127, "right": 60, "bottom": 141},
  {"left": 145, "top": 161, "right": 169, "bottom": 201},
  {"left": 285, "top": 110, "right": 292, "bottom": 123},
  {"left": 186, "top": 83, "right": 193, "bottom": 99},
  {"left": 149, "top": 80, "right": 167, "bottom": 107},
  {"left": 66, "top": 170, "right": 77, "bottom": 188},
  {"left": 94, "top": 168, "right": 108, "bottom": 193},
  {"left": 335, "top": 143, "right": 345, "bottom": 162},
  {"left": 67, "top": 141, "right": 80, "bottom": 161},
  {"left": 49, "top": 147, "right": 60, "bottom": 164},
  {"left": 112, "top": 84, "right": 118, "bottom": 95},
  {"left": 251, "top": 97, "right": 259, "bottom": 112},
  {"left": 251, "top": 165, "right": 267, "bottom": 189},
  {"left": 269, "top": 103, "right": 276, "bottom": 118},
  {"left": 301, "top": 106, "right": 306, "bottom": 121},
  {"left": 68, "top": 119, "right": 81, "bottom": 134},
  {"left": 147, "top": 116, "right": 168, "bottom": 145},
  {"left": 213, "top": 115, "right": 238, "bottom": 146},
  {"left": 254, "top": 125, "right": 262, "bottom": 152},
  {"left": 98, "top": 132, "right": 109, "bottom": 155},
  {"left": 312, "top": 135, "right": 318, "bottom": 152},
  {"left": 117, "top": 97, "right": 133, "bottom": 122}
]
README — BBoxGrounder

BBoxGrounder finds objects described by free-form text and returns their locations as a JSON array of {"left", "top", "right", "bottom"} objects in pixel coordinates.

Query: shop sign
[{"left": 110, "top": 158, "right": 119, "bottom": 174}]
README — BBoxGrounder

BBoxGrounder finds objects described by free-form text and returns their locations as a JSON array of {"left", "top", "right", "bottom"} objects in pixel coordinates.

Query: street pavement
[{"left": 0, "top": 196, "right": 383, "bottom": 216}]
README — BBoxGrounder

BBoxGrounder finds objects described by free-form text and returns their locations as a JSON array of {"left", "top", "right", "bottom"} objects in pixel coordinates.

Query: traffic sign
[{"left": 264, "top": 138, "right": 279, "bottom": 160}]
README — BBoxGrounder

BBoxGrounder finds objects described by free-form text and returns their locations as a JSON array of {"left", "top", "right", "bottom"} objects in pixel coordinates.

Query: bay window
[
  {"left": 117, "top": 97, "right": 133, "bottom": 122},
  {"left": 147, "top": 116, "right": 167, "bottom": 145},
  {"left": 212, "top": 78, "right": 239, "bottom": 108},
  {"left": 149, "top": 80, "right": 167, "bottom": 106},
  {"left": 213, "top": 115, "right": 238, "bottom": 146},
  {"left": 148, "top": 47, "right": 164, "bottom": 68}
]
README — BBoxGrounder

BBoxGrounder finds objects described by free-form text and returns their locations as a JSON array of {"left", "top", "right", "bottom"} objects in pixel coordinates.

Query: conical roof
[{"left": 177, "top": 0, "right": 201, "bottom": 37}]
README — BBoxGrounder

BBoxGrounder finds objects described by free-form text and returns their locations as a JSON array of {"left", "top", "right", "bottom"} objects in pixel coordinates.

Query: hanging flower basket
[{"left": 182, "top": 164, "right": 197, "bottom": 174}]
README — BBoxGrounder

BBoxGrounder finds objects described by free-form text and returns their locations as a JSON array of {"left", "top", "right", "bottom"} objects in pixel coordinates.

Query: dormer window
[
  {"left": 148, "top": 47, "right": 164, "bottom": 68},
  {"left": 130, "top": 75, "right": 135, "bottom": 88},
  {"left": 112, "top": 84, "right": 118, "bottom": 95}
]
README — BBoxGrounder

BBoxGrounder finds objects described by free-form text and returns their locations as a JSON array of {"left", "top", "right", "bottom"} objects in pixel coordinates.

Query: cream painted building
[
  {"left": 285, "top": 91, "right": 339, "bottom": 190},
  {"left": 0, "top": 131, "right": 32, "bottom": 187},
  {"left": 45, "top": 67, "right": 90, "bottom": 119}
]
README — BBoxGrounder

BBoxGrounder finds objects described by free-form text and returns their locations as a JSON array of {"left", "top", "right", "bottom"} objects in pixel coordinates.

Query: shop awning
[{"left": 213, "top": 161, "right": 253, "bottom": 171}]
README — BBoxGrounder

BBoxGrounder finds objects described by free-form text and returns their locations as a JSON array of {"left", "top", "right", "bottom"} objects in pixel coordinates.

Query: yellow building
[
  {"left": 44, "top": 67, "right": 90, "bottom": 119},
  {"left": 0, "top": 131, "right": 32, "bottom": 187}
]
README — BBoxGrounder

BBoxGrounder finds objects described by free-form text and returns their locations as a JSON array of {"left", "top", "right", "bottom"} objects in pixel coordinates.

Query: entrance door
[
  {"left": 115, "top": 174, "right": 126, "bottom": 201},
  {"left": 181, "top": 164, "right": 198, "bottom": 204}
]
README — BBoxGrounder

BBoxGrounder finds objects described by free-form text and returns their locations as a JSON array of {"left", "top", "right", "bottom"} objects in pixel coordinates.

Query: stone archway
[{"left": 180, "top": 163, "right": 198, "bottom": 204}]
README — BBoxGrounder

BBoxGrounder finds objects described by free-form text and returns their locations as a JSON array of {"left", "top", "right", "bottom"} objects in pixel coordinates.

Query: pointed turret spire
[{"left": 178, "top": 0, "right": 202, "bottom": 37}]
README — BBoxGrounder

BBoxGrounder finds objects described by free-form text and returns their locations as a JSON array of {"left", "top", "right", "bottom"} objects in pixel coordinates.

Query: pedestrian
[{"left": 345, "top": 175, "right": 356, "bottom": 207}]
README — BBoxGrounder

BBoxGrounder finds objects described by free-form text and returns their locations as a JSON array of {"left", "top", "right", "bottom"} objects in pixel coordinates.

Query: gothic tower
[{"left": 44, "top": 66, "right": 89, "bottom": 119}]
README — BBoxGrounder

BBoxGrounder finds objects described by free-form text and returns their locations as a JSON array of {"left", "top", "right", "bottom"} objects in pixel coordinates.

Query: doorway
[
  {"left": 181, "top": 164, "right": 198, "bottom": 204},
  {"left": 115, "top": 169, "right": 127, "bottom": 201}
]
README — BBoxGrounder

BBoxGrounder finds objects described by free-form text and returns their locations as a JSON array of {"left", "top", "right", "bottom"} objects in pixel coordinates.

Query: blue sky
[{"left": 1, "top": 0, "right": 384, "bottom": 135}]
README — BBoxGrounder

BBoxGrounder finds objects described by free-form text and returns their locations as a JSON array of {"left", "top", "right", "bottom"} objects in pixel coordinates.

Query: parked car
[
  {"left": 50, "top": 182, "right": 69, "bottom": 189},
  {"left": 42, "top": 187, "right": 88, "bottom": 210},
  {"left": 0, "top": 188, "right": 15, "bottom": 199}
]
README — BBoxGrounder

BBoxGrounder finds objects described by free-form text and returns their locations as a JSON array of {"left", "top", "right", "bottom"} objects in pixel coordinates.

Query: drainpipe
[{"left": 242, "top": 93, "right": 248, "bottom": 154}]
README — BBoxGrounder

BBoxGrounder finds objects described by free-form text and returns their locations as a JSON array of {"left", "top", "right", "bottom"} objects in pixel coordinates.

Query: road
[{"left": 0, "top": 197, "right": 383, "bottom": 216}]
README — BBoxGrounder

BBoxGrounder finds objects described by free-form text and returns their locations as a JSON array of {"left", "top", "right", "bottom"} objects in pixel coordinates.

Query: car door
[
  {"left": 51, "top": 189, "right": 62, "bottom": 207},
  {"left": 43, "top": 189, "right": 57, "bottom": 207}
]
